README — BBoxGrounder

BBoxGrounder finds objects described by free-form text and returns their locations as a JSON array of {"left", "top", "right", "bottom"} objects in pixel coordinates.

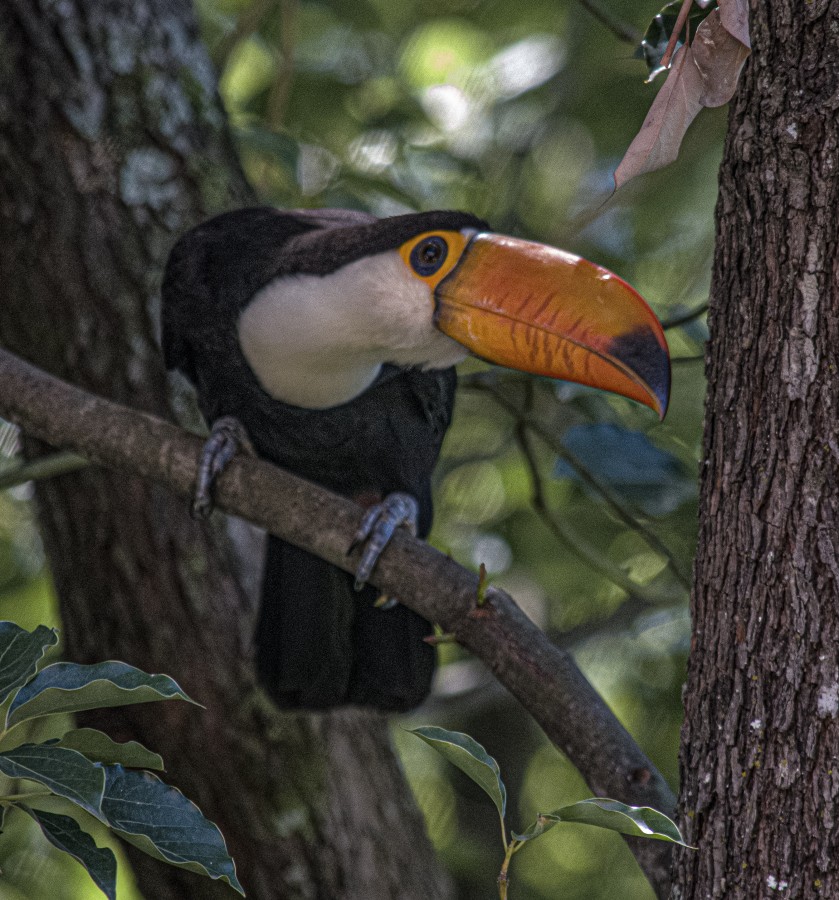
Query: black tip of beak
[{"left": 608, "top": 328, "right": 672, "bottom": 419}]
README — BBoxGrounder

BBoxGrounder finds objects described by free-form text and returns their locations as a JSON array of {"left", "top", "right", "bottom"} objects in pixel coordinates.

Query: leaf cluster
[
  {"left": 0, "top": 622, "right": 242, "bottom": 899},
  {"left": 409, "top": 726, "right": 690, "bottom": 899}
]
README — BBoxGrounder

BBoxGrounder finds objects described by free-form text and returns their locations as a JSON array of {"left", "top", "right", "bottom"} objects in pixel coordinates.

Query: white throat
[{"left": 237, "top": 251, "right": 467, "bottom": 409}]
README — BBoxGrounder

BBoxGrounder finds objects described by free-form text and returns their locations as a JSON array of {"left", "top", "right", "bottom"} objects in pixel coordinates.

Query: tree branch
[{"left": 0, "top": 346, "right": 675, "bottom": 897}]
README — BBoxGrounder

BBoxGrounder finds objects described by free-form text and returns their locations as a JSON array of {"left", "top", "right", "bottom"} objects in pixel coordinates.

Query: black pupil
[
  {"left": 411, "top": 236, "right": 448, "bottom": 276},
  {"left": 422, "top": 243, "right": 441, "bottom": 263}
]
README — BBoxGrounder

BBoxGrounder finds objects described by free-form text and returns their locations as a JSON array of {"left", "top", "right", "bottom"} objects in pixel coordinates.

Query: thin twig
[
  {"left": 469, "top": 379, "right": 691, "bottom": 591},
  {"left": 267, "top": 0, "right": 299, "bottom": 128},
  {"left": 514, "top": 418, "right": 677, "bottom": 605},
  {"left": 425, "top": 596, "right": 685, "bottom": 717},
  {"left": 672, "top": 355, "right": 705, "bottom": 364},
  {"left": 549, "top": 441, "right": 691, "bottom": 587},
  {"left": 576, "top": 0, "right": 643, "bottom": 45},
  {"left": 659, "top": 0, "right": 695, "bottom": 70}
]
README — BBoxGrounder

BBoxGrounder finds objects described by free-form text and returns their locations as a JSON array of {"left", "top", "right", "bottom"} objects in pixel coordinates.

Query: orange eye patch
[{"left": 399, "top": 230, "right": 473, "bottom": 290}]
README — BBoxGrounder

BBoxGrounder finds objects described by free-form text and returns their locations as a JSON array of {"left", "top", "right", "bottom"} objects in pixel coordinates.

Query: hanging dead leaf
[
  {"left": 692, "top": 8, "right": 751, "bottom": 108},
  {"left": 635, "top": 1, "right": 714, "bottom": 75},
  {"left": 614, "top": 45, "right": 703, "bottom": 189},
  {"left": 718, "top": 0, "right": 751, "bottom": 50}
]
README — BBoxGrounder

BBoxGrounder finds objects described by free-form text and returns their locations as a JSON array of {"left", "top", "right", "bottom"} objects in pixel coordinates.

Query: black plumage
[{"left": 162, "top": 207, "right": 487, "bottom": 711}]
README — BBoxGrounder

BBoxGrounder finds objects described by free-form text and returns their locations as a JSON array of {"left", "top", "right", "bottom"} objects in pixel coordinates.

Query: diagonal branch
[{"left": 0, "top": 346, "right": 676, "bottom": 897}]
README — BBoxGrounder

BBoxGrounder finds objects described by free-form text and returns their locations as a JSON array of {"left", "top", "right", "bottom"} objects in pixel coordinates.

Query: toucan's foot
[
  {"left": 349, "top": 492, "right": 419, "bottom": 591},
  {"left": 192, "top": 416, "right": 253, "bottom": 519}
]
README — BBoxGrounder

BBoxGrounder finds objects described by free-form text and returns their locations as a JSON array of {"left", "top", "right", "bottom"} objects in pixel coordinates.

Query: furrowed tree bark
[
  {"left": 674, "top": 2, "right": 839, "bottom": 897},
  {"left": 0, "top": 2, "right": 450, "bottom": 898}
]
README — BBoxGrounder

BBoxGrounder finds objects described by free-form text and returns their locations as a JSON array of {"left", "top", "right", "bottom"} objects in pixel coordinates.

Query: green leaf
[
  {"left": 514, "top": 798, "right": 691, "bottom": 847},
  {"left": 0, "top": 744, "right": 105, "bottom": 820},
  {"left": 19, "top": 805, "right": 117, "bottom": 900},
  {"left": 101, "top": 766, "right": 243, "bottom": 895},
  {"left": 635, "top": 1, "right": 715, "bottom": 74},
  {"left": 55, "top": 729, "right": 164, "bottom": 771},
  {"left": 408, "top": 726, "right": 506, "bottom": 820},
  {"left": 0, "top": 623, "right": 58, "bottom": 705},
  {"left": 7, "top": 661, "right": 196, "bottom": 728}
]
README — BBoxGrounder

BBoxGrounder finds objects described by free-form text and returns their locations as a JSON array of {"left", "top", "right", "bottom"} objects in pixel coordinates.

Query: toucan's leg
[
  {"left": 349, "top": 492, "right": 419, "bottom": 591},
  {"left": 192, "top": 416, "right": 254, "bottom": 519}
]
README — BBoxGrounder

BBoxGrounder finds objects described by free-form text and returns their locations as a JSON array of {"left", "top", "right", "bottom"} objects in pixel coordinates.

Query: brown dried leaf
[
  {"left": 718, "top": 0, "right": 751, "bottom": 50},
  {"left": 614, "top": 45, "right": 703, "bottom": 189},
  {"left": 692, "top": 8, "right": 751, "bottom": 108}
]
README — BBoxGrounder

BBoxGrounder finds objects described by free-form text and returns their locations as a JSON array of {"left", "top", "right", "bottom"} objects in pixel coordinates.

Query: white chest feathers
[{"left": 237, "top": 250, "right": 467, "bottom": 408}]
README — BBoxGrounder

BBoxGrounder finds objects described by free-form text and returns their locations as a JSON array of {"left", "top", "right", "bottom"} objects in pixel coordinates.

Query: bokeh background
[{"left": 0, "top": 0, "right": 723, "bottom": 896}]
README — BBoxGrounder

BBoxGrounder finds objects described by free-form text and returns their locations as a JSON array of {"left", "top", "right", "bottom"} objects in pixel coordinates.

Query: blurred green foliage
[{"left": 0, "top": 0, "right": 721, "bottom": 896}]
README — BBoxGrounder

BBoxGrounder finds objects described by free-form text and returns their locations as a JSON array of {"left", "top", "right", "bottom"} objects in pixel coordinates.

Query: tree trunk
[
  {"left": 0, "top": 2, "right": 450, "bottom": 897},
  {"left": 674, "top": 1, "right": 839, "bottom": 896}
]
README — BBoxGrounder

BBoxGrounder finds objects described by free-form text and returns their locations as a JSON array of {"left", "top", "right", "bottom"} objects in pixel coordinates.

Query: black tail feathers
[{"left": 255, "top": 536, "right": 435, "bottom": 712}]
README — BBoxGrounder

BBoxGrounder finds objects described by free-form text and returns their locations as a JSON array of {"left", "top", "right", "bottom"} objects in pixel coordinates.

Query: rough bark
[
  {"left": 674, "top": 1, "right": 839, "bottom": 897},
  {"left": 0, "top": 2, "right": 450, "bottom": 898}
]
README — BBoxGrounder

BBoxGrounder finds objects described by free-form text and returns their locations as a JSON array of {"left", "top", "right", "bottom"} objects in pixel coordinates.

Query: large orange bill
[{"left": 435, "top": 233, "right": 670, "bottom": 418}]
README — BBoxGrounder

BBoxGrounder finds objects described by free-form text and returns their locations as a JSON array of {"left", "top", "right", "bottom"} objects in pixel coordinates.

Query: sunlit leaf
[
  {"left": 0, "top": 622, "right": 58, "bottom": 705},
  {"left": 0, "top": 744, "right": 105, "bottom": 820},
  {"left": 101, "top": 766, "right": 243, "bottom": 895},
  {"left": 400, "top": 21, "right": 494, "bottom": 89},
  {"left": 408, "top": 726, "right": 506, "bottom": 820},
  {"left": 692, "top": 9, "right": 750, "bottom": 108},
  {"left": 7, "top": 661, "right": 195, "bottom": 728},
  {"left": 514, "top": 798, "right": 691, "bottom": 846},
  {"left": 220, "top": 35, "right": 275, "bottom": 107},
  {"left": 615, "top": 45, "right": 703, "bottom": 188},
  {"left": 55, "top": 728, "right": 164, "bottom": 772},
  {"left": 20, "top": 806, "right": 117, "bottom": 900}
]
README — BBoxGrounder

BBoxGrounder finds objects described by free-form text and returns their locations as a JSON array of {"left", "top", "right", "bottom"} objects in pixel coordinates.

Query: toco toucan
[{"left": 161, "top": 207, "right": 669, "bottom": 712}]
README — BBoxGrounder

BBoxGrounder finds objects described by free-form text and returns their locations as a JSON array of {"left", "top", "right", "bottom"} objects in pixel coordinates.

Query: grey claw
[
  {"left": 350, "top": 492, "right": 419, "bottom": 591},
  {"left": 191, "top": 493, "right": 213, "bottom": 520},
  {"left": 193, "top": 416, "right": 252, "bottom": 518},
  {"left": 348, "top": 504, "right": 383, "bottom": 554}
]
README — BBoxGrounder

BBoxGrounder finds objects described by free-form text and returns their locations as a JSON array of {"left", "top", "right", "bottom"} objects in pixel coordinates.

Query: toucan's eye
[{"left": 410, "top": 236, "right": 448, "bottom": 276}]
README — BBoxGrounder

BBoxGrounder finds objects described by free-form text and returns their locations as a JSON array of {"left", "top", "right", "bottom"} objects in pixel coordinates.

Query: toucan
[{"left": 161, "top": 207, "right": 669, "bottom": 712}]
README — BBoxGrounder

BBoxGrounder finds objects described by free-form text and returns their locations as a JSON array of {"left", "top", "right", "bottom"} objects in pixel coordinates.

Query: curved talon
[
  {"left": 350, "top": 492, "right": 419, "bottom": 591},
  {"left": 192, "top": 416, "right": 253, "bottom": 519}
]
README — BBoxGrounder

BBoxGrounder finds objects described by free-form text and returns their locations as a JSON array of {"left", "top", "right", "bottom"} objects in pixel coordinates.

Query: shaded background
[{"left": 0, "top": 0, "right": 721, "bottom": 896}]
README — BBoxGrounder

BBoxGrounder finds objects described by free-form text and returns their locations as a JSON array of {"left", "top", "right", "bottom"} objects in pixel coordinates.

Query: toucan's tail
[{"left": 255, "top": 536, "right": 435, "bottom": 712}]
